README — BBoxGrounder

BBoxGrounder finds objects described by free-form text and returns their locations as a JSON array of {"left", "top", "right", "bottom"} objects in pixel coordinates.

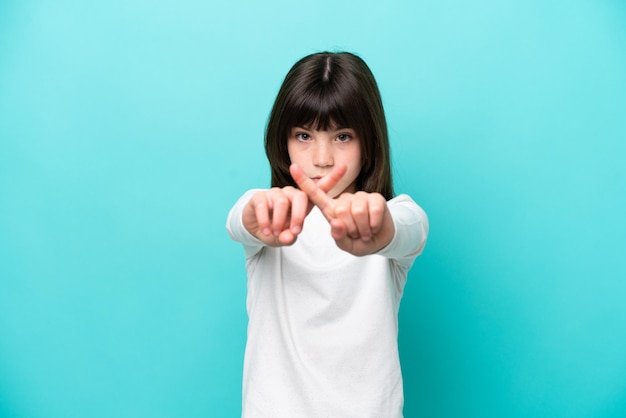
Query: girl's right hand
[
  {"left": 242, "top": 165, "right": 348, "bottom": 246},
  {"left": 242, "top": 186, "right": 309, "bottom": 246}
]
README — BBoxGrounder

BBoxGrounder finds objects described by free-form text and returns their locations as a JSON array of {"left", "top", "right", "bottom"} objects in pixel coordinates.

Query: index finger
[
  {"left": 317, "top": 163, "right": 348, "bottom": 195},
  {"left": 289, "top": 164, "right": 345, "bottom": 220}
]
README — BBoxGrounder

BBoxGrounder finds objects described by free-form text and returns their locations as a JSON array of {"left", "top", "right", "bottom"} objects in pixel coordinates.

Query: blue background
[{"left": 1, "top": 0, "right": 625, "bottom": 417}]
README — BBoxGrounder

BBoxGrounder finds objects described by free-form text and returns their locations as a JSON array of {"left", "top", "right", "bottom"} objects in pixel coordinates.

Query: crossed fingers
[
  {"left": 246, "top": 164, "right": 391, "bottom": 254},
  {"left": 288, "top": 163, "right": 346, "bottom": 221},
  {"left": 289, "top": 164, "right": 391, "bottom": 255}
]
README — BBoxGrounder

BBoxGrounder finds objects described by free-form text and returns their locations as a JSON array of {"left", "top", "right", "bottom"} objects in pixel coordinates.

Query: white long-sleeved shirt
[{"left": 227, "top": 191, "right": 428, "bottom": 418}]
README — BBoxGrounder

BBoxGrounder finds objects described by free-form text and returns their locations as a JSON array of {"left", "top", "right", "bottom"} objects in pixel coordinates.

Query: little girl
[{"left": 227, "top": 51, "right": 429, "bottom": 418}]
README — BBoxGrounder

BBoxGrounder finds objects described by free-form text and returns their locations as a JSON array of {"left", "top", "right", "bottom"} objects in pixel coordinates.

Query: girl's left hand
[{"left": 289, "top": 164, "right": 395, "bottom": 256}]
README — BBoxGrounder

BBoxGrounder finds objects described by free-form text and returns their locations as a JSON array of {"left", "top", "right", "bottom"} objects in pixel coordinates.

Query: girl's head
[{"left": 265, "top": 51, "right": 394, "bottom": 200}]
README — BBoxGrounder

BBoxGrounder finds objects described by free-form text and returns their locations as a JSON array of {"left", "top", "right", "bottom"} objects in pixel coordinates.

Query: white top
[{"left": 227, "top": 191, "right": 429, "bottom": 418}]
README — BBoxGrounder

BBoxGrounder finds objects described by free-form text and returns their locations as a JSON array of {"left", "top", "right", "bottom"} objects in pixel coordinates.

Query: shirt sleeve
[
  {"left": 226, "top": 189, "right": 267, "bottom": 259},
  {"left": 376, "top": 194, "right": 429, "bottom": 272}
]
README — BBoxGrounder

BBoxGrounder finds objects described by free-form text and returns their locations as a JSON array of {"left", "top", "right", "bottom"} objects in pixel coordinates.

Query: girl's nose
[{"left": 313, "top": 142, "right": 333, "bottom": 167}]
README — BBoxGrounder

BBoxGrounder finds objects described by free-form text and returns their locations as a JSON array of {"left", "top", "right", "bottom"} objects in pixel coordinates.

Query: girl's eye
[
  {"left": 336, "top": 134, "right": 352, "bottom": 143},
  {"left": 295, "top": 133, "right": 311, "bottom": 141}
]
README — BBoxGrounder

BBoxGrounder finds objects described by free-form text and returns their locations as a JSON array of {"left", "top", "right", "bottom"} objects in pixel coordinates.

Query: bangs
[{"left": 285, "top": 84, "right": 360, "bottom": 132}]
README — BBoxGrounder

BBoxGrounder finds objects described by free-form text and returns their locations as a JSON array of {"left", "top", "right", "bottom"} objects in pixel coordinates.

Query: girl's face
[{"left": 287, "top": 125, "right": 362, "bottom": 198}]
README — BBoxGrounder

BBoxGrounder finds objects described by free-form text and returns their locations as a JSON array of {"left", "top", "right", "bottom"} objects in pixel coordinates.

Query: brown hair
[{"left": 264, "top": 51, "right": 394, "bottom": 200}]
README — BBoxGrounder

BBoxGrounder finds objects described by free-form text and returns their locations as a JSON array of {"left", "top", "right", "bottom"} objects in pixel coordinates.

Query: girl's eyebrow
[{"left": 330, "top": 127, "right": 355, "bottom": 134}]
